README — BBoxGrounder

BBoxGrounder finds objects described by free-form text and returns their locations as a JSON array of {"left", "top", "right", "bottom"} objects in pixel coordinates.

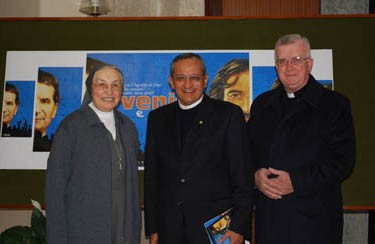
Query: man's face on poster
[
  {"left": 35, "top": 82, "right": 58, "bottom": 136},
  {"left": 3, "top": 91, "right": 18, "bottom": 127},
  {"left": 223, "top": 70, "right": 250, "bottom": 121}
]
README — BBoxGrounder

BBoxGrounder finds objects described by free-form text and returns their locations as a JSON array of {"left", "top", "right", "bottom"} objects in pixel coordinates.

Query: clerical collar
[
  {"left": 287, "top": 92, "right": 295, "bottom": 98},
  {"left": 284, "top": 80, "right": 310, "bottom": 100},
  {"left": 178, "top": 95, "right": 204, "bottom": 110}
]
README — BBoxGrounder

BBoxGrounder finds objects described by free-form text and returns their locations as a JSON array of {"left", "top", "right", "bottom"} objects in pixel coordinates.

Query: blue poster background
[{"left": 252, "top": 66, "right": 277, "bottom": 100}]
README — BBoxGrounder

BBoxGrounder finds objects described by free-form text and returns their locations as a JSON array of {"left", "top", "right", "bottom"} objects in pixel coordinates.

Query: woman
[{"left": 45, "top": 64, "right": 141, "bottom": 244}]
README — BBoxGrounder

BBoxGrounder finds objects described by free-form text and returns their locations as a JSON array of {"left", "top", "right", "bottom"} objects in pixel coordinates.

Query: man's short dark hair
[
  {"left": 38, "top": 70, "right": 60, "bottom": 104},
  {"left": 5, "top": 83, "right": 19, "bottom": 105}
]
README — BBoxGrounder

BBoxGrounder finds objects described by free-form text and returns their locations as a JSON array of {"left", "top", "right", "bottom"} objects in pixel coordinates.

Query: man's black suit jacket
[
  {"left": 247, "top": 76, "right": 356, "bottom": 244},
  {"left": 144, "top": 95, "right": 254, "bottom": 242}
]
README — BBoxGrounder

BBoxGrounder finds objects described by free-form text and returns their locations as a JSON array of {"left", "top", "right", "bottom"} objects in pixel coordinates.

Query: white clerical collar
[
  {"left": 287, "top": 92, "right": 295, "bottom": 98},
  {"left": 178, "top": 95, "right": 204, "bottom": 110}
]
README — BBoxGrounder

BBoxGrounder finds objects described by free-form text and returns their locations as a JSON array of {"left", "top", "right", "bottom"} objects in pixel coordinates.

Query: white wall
[
  {"left": 321, "top": 0, "right": 369, "bottom": 14},
  {"left": 0, "top": 0, "right": 204, "bottom": 17},
  {"left": 0, "top": 0, "right": 40, "bottom": 17},
  {"left": 0, "top": 210, "right": 32, "bottom": 232}
]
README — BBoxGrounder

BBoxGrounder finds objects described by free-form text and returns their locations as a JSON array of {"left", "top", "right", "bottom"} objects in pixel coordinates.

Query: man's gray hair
[{"left": 274, "top": 34, "right": 311, "bottom": 59}]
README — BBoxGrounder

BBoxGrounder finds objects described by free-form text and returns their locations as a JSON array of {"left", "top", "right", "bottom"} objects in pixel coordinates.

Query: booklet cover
[{"left": 204, "top": 208, "right": 232, "bottom": 244}]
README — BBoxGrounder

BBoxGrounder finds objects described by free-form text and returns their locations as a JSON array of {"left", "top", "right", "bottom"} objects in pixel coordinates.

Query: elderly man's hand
[
  {"left": 254, "top": 168, "right": 282, "bottom": 199},
  {"left": 268, "top": 168, "right": 294, "bottom": 195}
]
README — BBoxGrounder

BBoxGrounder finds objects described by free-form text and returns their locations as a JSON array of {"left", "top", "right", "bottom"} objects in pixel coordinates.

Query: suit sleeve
[
  {"left": 226, "top": 106, "right": 255, "bottom": 239},
  {"left": 144, "top": 111, "right": 160, "bottom": 235},
  {"left": 289, "top": 96, "right": 356, "bottom": 196},
  {"left": 45, "top": 125, "right": 73, "bottom": 244}
]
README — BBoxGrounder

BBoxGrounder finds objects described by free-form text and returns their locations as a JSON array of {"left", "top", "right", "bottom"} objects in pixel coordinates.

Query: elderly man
[{"left": 246, "top": 34, "right": 356, "bottom": 244}]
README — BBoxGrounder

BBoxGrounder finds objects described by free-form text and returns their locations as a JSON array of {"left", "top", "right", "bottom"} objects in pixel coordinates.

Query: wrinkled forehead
[
  {"left": 93, "top": 67, "right": 124, "bottom": 83},
  {"left": 275, "top": 40, "right": 309, "bottom": 58},
  {"left": 172, "top": 57, "right": 206, "bottom": 75}
]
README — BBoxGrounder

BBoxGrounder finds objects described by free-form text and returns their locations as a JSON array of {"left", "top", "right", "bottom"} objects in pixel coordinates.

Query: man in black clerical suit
[
  {"left": 144, "top": 53, "right": 254, "bottom": 244},
  {"left": 247, "top": 34, "right": 356, "bottom": 244}
]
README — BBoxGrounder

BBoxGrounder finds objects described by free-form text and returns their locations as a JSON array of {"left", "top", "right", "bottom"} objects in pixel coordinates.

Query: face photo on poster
[
  {"left": 208, "top": 58, "right": 250, "bottom": 121},
  {"left": 1, "top": 81, "right": 34, "bottom": 137},
  {"left": 33, "top": 67, "right": 83, "bottom": 152}
]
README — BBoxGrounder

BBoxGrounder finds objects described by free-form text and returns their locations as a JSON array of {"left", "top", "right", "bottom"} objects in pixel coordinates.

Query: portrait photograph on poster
[
  {"left": 33, "top": 67, "right": 82, "bottom": 152},
  {"left": 1, "top": 80, "right": 34, "bottom": 138}
]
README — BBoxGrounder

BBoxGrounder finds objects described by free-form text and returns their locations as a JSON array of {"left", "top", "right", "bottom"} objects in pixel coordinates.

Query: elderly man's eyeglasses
[
  {"left": 275, "top": 56, "right": 311, "bottom": 66},
  {"left": 93, "top": 81, "right": 122, "bottom": 91},
  {"left": 173, "top": 74, "right": 204, "bottom": 83}
]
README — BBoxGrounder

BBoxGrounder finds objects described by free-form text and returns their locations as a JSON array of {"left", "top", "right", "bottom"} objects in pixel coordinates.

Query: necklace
[
  {"left": 114, "top": 139, "right": 123, "bottom": 170},
  {"left": 107, "top": 128, "right": 124, "bottom": 171}
]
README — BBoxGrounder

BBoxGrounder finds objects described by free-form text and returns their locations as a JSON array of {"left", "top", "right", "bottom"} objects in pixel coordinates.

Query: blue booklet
[{"left": 204, "top": 208, "right": 232, "bottom": 244}]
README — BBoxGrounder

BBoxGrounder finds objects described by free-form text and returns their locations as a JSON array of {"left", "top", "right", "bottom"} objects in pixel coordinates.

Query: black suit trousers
[{"left": 158, "top": 204, "right": 211, "bottom": 244}]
